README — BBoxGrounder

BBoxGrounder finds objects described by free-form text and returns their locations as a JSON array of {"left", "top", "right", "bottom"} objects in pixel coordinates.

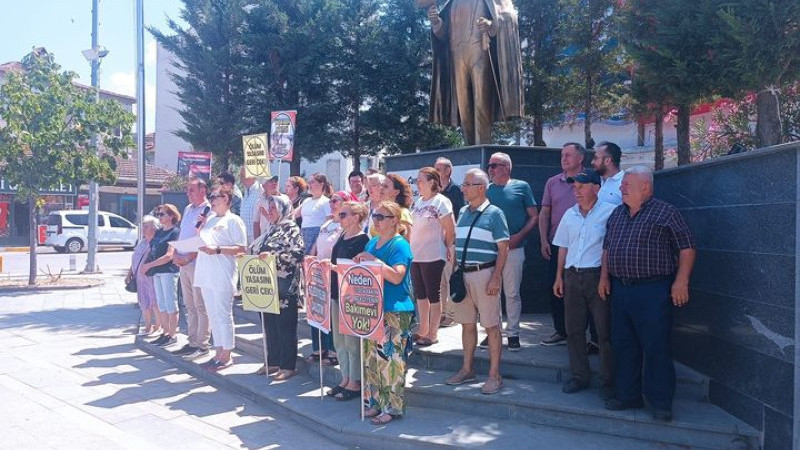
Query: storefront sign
[{"left": 337, "top": 260, "right": 384, "bottom": 342}]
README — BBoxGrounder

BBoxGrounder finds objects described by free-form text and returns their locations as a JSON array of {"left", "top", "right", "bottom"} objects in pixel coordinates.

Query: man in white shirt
[
  {"left": 552, "top": 169, "right": 616, "bottom": 400},
  {"left": 172, "top": 177, "right": 212, "bottom": 360},
  {"left": 592, "top": 141, "right": 624, "bottom": 206}
]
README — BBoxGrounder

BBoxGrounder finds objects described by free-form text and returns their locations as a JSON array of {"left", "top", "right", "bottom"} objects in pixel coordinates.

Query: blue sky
[{"left": 0, "top": 0, "right": 185, "bottom": 133}]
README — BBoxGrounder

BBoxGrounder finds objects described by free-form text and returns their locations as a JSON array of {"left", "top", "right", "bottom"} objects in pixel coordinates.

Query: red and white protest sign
[
  {"left": 304, "top": 256, "right": 331, "bottom": 333},
  {"left": 337, "top": 260, "right": 384, "bottom": 343},
  {"left": 269, "top": 110, "right": 296, "bottom": 162}
]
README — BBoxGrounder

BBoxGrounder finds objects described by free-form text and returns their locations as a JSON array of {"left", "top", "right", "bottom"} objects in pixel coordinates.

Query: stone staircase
[{"left": 138, "top": 302, "right": 761, "bottom": 449}]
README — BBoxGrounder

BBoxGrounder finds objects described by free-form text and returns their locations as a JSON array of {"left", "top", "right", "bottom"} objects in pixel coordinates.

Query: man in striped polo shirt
[{"left": 445, "top": 168, "right": 510, "bottom": 395}]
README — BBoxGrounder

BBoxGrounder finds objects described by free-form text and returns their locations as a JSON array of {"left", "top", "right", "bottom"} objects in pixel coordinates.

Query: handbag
[
  {"left": 125, "top": 244, "right": 146, "bottom": 293},
  {"left": 450, "top": 207, "right": 485, "bottom": 303}
]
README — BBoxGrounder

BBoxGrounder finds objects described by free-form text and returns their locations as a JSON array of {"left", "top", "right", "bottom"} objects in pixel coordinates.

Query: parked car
[{"left": 44, "top": 210, "right": 138, "bottom": 253}]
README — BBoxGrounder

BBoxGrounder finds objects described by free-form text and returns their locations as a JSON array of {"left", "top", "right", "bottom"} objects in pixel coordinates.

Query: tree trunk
[
  {"left": 533, "top": 116, "right": 546, "bottom": 146},
  {"left": 28, "top": 195, "right": 37, "bottom": 286},
  {"left": 584, "top": 109, "right": 593, "bottom": 149},
  {"left": 756, "top": 87, "right": 782, "bottom": 148},
  {"left": 290, "top": 146, "right": 301, "bottom": 176},
  {"left": 676, "top": 103, "right": 691, "bottom": 166},
  {"left": 654, "top": 109, "right": 664, "bottom": 171},
  {"left": 637, "top": 119, "right": 645, "bottom": 147}
]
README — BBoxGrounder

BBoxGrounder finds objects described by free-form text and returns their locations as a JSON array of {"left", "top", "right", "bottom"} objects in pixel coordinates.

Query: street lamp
[{"left": 82, "top": 0, "right": 107, "bottom": 274}]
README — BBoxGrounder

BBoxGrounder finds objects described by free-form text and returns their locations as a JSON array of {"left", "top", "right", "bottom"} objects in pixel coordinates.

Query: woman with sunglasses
[
  {"left": 306, "top": 191, "right": 354, "bottom": 366},
  {"left": 250, "top": 195, "right": 305, "bottom": 380},
  {"left": 410, "top": 167, "right": 455, "bottom": 347},
  {"left": 195, "top": 186, "right": 247, "bottom": 371},
  {"left": 142, "top": 204, "right": 181, "bottom": 347},
  {"left": 354, "top": 201, "right": 414, "bottom": 425},
  {"left": 321, "top": 200, "right": 369, "bottom": 401}
]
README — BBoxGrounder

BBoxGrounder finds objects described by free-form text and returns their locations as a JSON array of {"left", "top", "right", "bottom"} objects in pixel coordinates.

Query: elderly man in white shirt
[{"left": 552, "top": 169, "right": 616, "bottom": 400}]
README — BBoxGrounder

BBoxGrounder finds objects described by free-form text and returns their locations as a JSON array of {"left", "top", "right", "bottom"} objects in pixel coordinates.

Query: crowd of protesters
[{"left": 129, "top": 142, "right": 696, "bottom": 425}]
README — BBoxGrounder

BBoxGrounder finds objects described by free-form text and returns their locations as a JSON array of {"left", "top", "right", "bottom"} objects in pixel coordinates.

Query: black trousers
[
  {"left": 547, "top": 244, "right": 567, "bottom": 336},
  {"left": 261, "top": 299, "right": 299, "bottom": 370}
]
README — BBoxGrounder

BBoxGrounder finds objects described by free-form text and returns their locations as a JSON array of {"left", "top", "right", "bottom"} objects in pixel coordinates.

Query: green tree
[
  {"left": 150, "top": 0, "right": 251, "bottom": 171},
  {"left": 518, "top": 0, "right": 568, "bottom": 146},
  {"left": 714, "top": 0, "right": 800, "bottom": 147},
  {"left": 621, "top": 0, "right": 727, "bottom": 165},
  {"left": 560, "top": 0, "right": 630, "bottom": 148},
  {"left": 0, "top": 50, "right": 134, "bottom": 285}
]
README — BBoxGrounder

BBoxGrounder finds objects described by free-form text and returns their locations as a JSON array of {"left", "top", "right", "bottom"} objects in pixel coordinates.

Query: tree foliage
[
  {"left": 0, "top": 50, "right": 134, "bottom": 284},
  {"left": 150, "top": 0, "right": 252, "bottom": 171}
]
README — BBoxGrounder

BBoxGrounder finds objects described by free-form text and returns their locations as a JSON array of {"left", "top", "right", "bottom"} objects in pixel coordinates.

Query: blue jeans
[{"left": 611, "top": 277, "right": 675, "bottom": 410}]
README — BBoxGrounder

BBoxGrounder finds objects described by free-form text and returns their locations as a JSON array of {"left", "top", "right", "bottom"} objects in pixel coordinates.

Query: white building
[{"left": 154, "top": 43, "right": 374, "bottom": 191}]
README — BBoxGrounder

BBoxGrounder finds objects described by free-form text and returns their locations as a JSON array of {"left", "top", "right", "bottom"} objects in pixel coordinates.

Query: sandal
[
  {"left": 273, "top": 369, "right": 298, "bottom": 381},
  {"left": 255, "top": 365, "right": 280, "bottom": 376},
  {"left": 327, "top": 385, "right": 346, "bottom": 397},
  {"left": 415, "top": 337, "right": 438, "bottom": 347},
  {"left": 363, "top": 407, "right": 380, "bottom": 418},
  {"left": 370, "top": 412, "right": 396, "bottom": 425},
  {"left": 320, "top": 352, "right": 339, "bottom": 366},
  {"left": 335, "top": 388, "right": 360, "bottom": 401},
  {"left": 305, "top": 352, "right": 321, "bottom": 364}
]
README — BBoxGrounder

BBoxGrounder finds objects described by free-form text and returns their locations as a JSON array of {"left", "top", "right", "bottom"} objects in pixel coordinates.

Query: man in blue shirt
[{"left": 485, "top": 152, "right": 538, "bottom": 351}]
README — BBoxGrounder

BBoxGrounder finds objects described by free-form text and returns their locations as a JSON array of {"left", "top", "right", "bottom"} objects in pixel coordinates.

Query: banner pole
[
  {"left": 261, "top": 312, "right": 269, "bottom": 383},
  {"left": 360, "top": 337, "right": 365, "bottom": 421},
  {"left": 319, "top": 328, "right": 324, "bottom": 400}
]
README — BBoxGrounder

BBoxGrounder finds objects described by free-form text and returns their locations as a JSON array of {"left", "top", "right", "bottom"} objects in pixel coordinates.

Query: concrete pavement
[{"left": 0, "top": 275, "right": 344, "bottom": 450}]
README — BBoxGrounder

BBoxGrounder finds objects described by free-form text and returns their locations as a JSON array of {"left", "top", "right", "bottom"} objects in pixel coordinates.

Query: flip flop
[
  {"left": 335, "top": 388, "right": 361, "bottom": 401},
  {"left": 327, "top": 385, "right": 346, "bottom": 397},
  {"left": 305, "top": 353, "right": 321, "bottom": 363},
  {"left": 370, "top": 413, "right": 397, "bottom": 425},
  {"left": 415, "top": 337, "right": 438, "bottom": 347}
]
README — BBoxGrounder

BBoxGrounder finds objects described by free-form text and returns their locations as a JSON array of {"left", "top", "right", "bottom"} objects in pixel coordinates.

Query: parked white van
[{"left": 45, "top": 210, "right": 138, "bottom": 253}]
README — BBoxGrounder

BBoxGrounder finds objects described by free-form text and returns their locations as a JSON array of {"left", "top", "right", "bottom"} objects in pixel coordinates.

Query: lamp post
[
  {"left": 136, "top": 0, "right": 146, "bottom": 241},
  {"left": 82, "top": 0, "right": 108, "bottom": 273}
]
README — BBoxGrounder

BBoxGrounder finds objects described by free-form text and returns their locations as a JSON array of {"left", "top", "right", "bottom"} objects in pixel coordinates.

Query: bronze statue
[{"left": 425, "top": 0, "right": 524, "bottom": 145}]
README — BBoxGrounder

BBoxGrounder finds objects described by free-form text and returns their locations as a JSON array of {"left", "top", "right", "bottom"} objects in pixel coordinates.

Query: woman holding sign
[
  {"left": 354, "top": 201, "right": 414, "bottom": 425},
  {"left": 195, "top": 186, "right": 247, "bottom": 371},
  {"left": 323, "top": 201, "right": 370, "bottom": 401},
  {"left": 251, "top": 195, "right": 305, "bottom": 380}
]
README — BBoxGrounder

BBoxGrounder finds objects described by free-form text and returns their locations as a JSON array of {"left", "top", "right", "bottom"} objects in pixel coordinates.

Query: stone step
[
  {"left": 232, "top": 304, "right": 709, "bottom": 402},
  {"left": 137, "top": 336, "right": 704, "bottom": 450},
  {"left": 227, "top": 312, "right": 758, "bottom": 449}
]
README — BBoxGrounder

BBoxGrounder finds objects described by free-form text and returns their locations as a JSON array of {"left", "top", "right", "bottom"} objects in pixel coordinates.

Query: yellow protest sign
[
  {"left": 242, "top": 133, "right": 270, "bottom": 178},
  {"left": 238, "top": 254, "right": 279, "bottom": 314}
]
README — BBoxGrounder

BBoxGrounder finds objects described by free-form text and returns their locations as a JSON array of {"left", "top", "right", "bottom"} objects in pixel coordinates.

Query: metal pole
[
  {"left": 136, "top": 0, "right": 146, "bottom": 240},
  {"left": 85, "top": 0, "right": 100, "bottom": 273}
]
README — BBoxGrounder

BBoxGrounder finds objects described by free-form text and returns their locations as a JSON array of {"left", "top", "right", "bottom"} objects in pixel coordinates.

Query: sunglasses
[
  {"left": 371, "top": 213, "right": 395, "bottom": 222},
  {"left": 487, "top": 163, "right": 507, "bottom": 169},
  {"left": 208, "top": 194, "right": 226, "bottom": 200}
]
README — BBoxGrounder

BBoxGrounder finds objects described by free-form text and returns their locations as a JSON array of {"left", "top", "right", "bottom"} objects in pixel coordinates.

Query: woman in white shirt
[
  {"left": 194, "top": 186, "right": 247, "bottom": 371},
  {"left": 410, "top": 167, "right": 455, "bottom": 346},
  {"left": 295, "top": 172, "right": 332, "bottom": 255}
]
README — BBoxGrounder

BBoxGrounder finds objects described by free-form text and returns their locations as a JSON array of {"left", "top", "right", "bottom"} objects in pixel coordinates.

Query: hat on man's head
[
  {"left": 566, "top": 170, "right": 602, "bottom": 186},
  {"left": 261, "top": 175, "right": 279, "bottom": 184}
]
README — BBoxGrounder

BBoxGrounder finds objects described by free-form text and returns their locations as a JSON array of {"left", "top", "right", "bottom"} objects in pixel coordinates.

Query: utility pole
[
  {"left": 85, "top": 0, "right": 101, "bottom": 273},
  {"left": 136, "top": 0, "right": 146, "bottom": 239}
]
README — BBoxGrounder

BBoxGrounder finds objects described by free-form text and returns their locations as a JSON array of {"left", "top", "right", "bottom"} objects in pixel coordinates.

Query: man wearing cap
[
  {"left": 600, "top": 166, "right": 696, "bottom": 422},
  {"left": 253, "top": 175, "right": 289, "bottom": 237},
  {"left": 552, "top": 170, "right": 615, "bottom": 399},
  {"left": 239, "top": 167, "right": 263, "bottom": 244}
]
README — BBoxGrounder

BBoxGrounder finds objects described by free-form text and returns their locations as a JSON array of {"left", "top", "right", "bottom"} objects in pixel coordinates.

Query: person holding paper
[
  {"left": 249, "top": 195, "right": 305, "bottom": 381},
  {"left": 354, "top": 201, "right": 414, "bottom": 425},
  {"left": 322, "top": 201, "right": 370, "bottom": 401},
  {"left": 194, "top": 186, "right": 247, "bottom": 372}
]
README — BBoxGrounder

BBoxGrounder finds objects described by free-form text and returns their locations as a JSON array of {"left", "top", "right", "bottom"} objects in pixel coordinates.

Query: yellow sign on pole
[
  {"left": 238, "top": 254, "right": 279, "bottom": 314},
  {"left": 242, "top": 133, "right": 270, "bottom": 178}
]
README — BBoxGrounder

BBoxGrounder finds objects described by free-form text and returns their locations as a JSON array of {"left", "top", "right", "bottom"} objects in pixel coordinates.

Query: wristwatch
[{"left": 216, "top": 246, "right": 221, "bottom": 255}]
